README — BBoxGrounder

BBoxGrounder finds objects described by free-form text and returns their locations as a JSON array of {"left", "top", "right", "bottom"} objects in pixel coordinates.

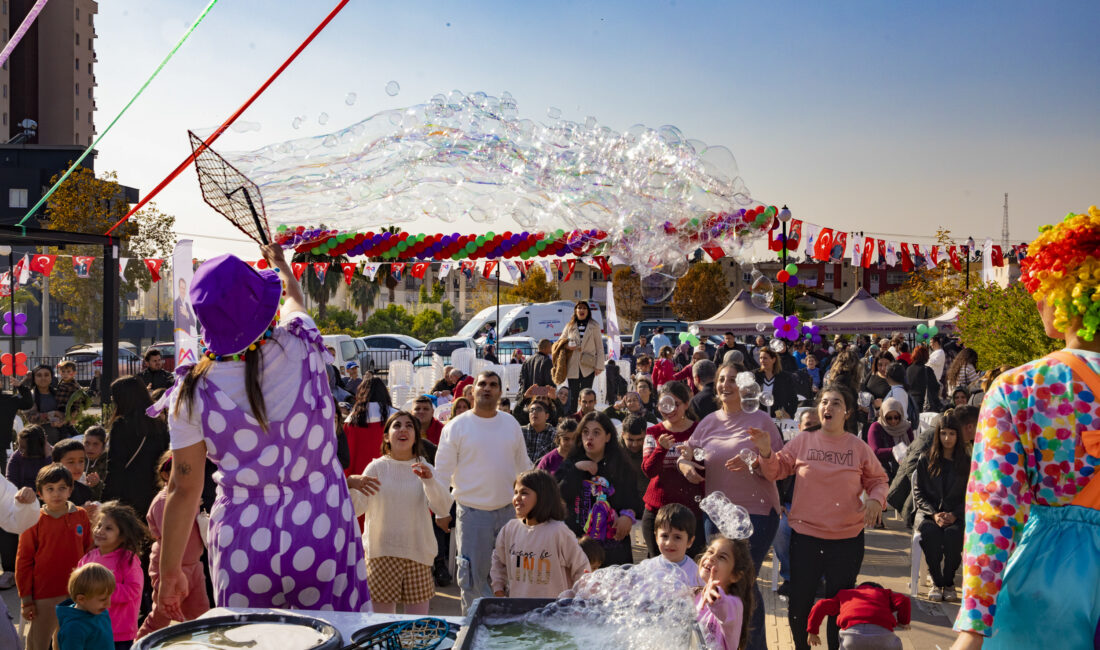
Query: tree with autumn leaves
[
  {"left": 44, "top": 167, "right": 176, "bottom": 339},
  {"left": 669, "top": 262, "right": 730, "bottom": 322}
]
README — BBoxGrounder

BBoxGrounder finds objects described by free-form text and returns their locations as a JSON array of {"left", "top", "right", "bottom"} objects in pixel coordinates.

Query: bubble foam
[{"left": 698, "top": 491, "right": 753, "bottom": 540}]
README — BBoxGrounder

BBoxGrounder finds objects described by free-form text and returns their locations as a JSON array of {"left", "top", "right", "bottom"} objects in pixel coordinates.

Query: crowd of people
[{"left": 2, "top": 206, "right": 1098, "bottom": 650}]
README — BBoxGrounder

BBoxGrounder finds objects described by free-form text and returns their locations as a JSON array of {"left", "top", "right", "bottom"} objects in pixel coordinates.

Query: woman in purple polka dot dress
[{"left": 152, "top": 245, "right": 370, "bottom": 617}]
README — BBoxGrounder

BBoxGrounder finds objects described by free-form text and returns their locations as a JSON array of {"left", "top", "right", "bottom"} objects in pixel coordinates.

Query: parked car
[
  {"left": 495, "top": 336, "right": 537, "bottom": 364},
  {"left": 455, "top": 304, "right": 522, "bottom": 343},
  {"left": 62, "top": 343, "right": 142, "bottom": 387},
  {"left": 359, "top": 334, "right": 426, "bottom": 370},
  {"left": 147, "top": 341, "right": 176, "bottom": 371},
  {"left": 414, "top": 337, "right": 476, "bottom": 367},
  {"left": 322, "top": 335, "right": 373, "bottom": 373},
  {"left": 631, "top": 319, "right": 689, "bottom": 348}
]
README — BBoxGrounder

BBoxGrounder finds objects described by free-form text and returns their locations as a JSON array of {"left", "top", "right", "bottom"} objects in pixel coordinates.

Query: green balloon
[
  {"left": 916, "top": 324, "right": 928, "bottom": 334},
  {"left": 688, "top": 334, "right": 700, "bottom": 346},
  {"left": 277, "top": 224, "right": 288, "bottom": 233},
  {"left": 466, "top": 243, "right": 476, "bottom": 253},
  {"left": 929, "top": 325, "right": 939, "bottom": 336},
  {"left": 486, "top": 231, "right": 496, "bottom": 240},
  {"left": 785, "top": 263, "right": 798, "bottom": 275},
  {"left": 764, "top": 206, "right": 777, "bottom": 218},
  {"left": 397, "top": 242, "right": 408, "bottom": 252},
  {"left": 536, "top": 241, "right": 547, "bottom": 251},
  {"left": 555, "top": 229, "right": 565, "bottom": 238},
  {"left": 476, "top": 236, "right": 486, "bottom": 246},
  {"left": 311, "top": 247, "right": 321, "bottom": 255}
]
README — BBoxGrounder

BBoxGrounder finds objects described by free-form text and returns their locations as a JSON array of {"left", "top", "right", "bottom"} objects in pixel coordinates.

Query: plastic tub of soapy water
[{"left": 133, "top": 612, "right": 342, "bottom": 650}]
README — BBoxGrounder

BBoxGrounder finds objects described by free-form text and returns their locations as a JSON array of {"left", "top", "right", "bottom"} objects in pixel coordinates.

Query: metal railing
[{"left": 21, "top": 355, "right": 144, "bottom": 389}]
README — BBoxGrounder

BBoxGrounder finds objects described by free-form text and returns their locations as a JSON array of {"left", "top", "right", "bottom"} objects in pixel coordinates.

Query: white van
[
  {"left": 456, "top": 304, "right": 522, "bottom": 343},
  {"left": 498, "top": 300, "right": 604, "bottom": 342},
  {"left": 321, "top": 334, "right": 372, "bottom": 372}
]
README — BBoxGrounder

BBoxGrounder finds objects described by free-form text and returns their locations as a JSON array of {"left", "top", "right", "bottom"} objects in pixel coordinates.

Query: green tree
[
  {"left": 348, "top": 271, "right": 381, "bottom": 322},
  {"left": 44, "top": 167, "right": 176, "bottom": 339},
  {"left": 611, "top": 267, "right": 643, "bottom": 325},
  {"left": 315, "top": 307, "right": 361, "bottom": 335},
  {"left": 411, "top": 303, "right": 456, "bottom": 341},
  {"left": 956, "top": 282, "right": 1062, "bottom": 370},
  {"left": 418, "top": 282, "right": 446, "bottom": 304},
  {"left": 293, "top": 250, "right": 346, "bottom": 322},
  {"left": 361, "top": 304, "right": 415, "bottom": 336},
  {"left": 468, "top": 265, "right": 562, "bottom": 313},
  {"left": 669, "top": 262, "right": 729, "bottom": 322}
]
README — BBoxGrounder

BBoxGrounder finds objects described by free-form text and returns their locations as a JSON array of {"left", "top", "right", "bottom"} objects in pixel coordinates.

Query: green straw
[{"left": 18, "top": 0, "right": 221, "bottom": 227}]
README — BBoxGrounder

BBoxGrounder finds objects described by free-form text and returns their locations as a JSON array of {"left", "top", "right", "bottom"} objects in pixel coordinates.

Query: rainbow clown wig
[{"left": 1020, "top": 205, "right": 1100, "bottom": 341}]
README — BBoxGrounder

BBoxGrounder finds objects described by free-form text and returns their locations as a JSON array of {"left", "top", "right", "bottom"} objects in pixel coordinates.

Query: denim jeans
[
  {"left": 705, "top": 509, "right": 780, "bottom": 650},
  {"left": 773, "top": 503, "right": 792, "bottom": 582},
  {"left": 454, "top": 503, "right": 514, "bottom": 613}
]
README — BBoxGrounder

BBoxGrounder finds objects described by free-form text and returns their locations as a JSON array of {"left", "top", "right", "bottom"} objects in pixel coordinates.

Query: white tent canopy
[
  {"left": 930, "top": 306, "right": 960, "bottom": 332},
  {"left": 693, "top": 290, "right": 781, "bottom": 335},
  {"left": 810, "top": 288, "right": 927, "bottom": 334}
]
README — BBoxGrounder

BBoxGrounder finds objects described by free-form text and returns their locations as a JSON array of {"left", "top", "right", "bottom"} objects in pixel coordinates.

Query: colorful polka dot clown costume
[
  {"left": 953, "top": 206, "right": 1100, "bottom": 649},
  {"left": 151, "top": 249, "right": 370, "bottom": 614}
]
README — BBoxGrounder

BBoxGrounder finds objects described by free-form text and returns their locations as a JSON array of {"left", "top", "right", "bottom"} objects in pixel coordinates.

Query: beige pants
[{"left": 25, "top": 595, "right": 65, "bottom": 650}]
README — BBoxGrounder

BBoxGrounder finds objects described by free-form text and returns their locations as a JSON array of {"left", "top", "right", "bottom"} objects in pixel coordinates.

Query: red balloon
[{"left": 777, "top": 270, "right": 790, "bottom": 282}]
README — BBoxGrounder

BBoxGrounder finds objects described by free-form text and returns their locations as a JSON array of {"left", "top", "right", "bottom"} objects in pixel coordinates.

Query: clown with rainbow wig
[{"left": 952, "top": 206, "right": 1100, "bottom": 649}]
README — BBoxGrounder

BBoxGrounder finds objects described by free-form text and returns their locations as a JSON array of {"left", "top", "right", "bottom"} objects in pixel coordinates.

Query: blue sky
[{"left": 92, "top": 1, "right": 1100, "bottom": 259}]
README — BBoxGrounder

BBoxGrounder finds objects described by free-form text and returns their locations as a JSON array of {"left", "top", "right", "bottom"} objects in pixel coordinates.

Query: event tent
[
  {"left": 693, "top": 290, "right": 781, "bottom": 335},
  {"left": 930, "top": 306, "right": 960, "bottom": 333},
  {"left": 810, "top": 288, "right": 927, "bottom": 334}
]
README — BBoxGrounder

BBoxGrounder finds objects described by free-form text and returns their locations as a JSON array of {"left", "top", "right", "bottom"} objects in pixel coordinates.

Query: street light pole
[{"left": 777, "top": 205, "right": 792, "bottom": 317}]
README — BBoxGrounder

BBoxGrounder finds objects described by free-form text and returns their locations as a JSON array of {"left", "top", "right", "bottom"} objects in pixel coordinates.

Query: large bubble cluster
[
  {"left": 470, "top": 561, "right": 709, "bottom": 649},
  {"left": 224, "top": 90, "right": 769, "bottom": 278},
  {"left": 699, "top": 491, "right": 754, "bottom": 540}
]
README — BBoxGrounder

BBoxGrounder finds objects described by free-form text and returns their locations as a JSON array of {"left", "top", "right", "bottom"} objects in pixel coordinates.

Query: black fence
[{"left": 21, "top": 355, "right": 144, "bottom": 390}]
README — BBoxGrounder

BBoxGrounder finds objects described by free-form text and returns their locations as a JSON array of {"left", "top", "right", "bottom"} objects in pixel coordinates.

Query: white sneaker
[
  {"left": 925, "top": 574, "right": 934, "bottom": 588},
  {"left": 929, "top": 586, "right": 943, "bottom": 602},
  {"left": 0, "top": 572, "right": 14, "bottom": 589},
  {"left": 943, "top": 586, "right": 957, "bottom": 602}
]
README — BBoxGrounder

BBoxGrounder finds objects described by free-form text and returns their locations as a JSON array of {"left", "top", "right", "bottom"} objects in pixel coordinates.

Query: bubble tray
[
  {"left": 133, "top": 612, "right": 342, "bottom": 650},
  {"left": 458, "top": 597, "right": 706, "bottom": 650}
]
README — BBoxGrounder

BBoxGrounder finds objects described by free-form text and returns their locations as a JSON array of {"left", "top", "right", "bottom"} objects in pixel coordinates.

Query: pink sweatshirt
[
  {"left": 758, "top": 430, "right": 888, "bottom": 540},
  {"left": 490, "top": 519, "right": 590, "bottom": 598},
  {"left": 686, "top": 410, "right": 784, "bottom": 516},
  {"left": 695, "top": 588, "right": 744, "bottom": 650},
  {"left": 79, "top": 547, "right": 144, "bottom": 641}
]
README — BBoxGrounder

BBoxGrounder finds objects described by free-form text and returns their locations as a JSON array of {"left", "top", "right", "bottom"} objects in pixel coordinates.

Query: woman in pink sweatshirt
[
  {"left": 78, "top": 501, "right": 148, "bottom": 648},
  {"left": 743, "top": 385, "right": 888, "bottom": 650}
]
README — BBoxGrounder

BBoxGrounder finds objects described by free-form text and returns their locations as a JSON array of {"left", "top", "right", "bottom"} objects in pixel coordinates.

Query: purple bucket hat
[{"left": 190, "top": 254, "right": 281, "bottom": 356}]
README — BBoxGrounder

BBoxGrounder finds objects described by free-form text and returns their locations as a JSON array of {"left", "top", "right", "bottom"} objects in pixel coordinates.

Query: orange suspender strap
[{"left": 1049, "top": 350, "right": 1100, "bottom": 509}]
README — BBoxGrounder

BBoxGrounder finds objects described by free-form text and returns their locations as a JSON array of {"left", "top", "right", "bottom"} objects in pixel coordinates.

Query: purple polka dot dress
[{"left": 157, "top": 319, "right": 370, "bottom": 611}]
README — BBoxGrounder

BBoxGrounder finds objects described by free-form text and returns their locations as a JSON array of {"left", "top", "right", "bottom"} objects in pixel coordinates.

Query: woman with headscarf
[
  {"left": 153, "top": 246, "right": 370, "bottom": 615},
  {"left": 950, "top": 206, "right": 1100, "bottom": 649},
  {"left": 552, "top": 301, "right": 605, "bottom": 414},
  {"left": 865, "top": 397, "right": 913, "bottom": 482}
]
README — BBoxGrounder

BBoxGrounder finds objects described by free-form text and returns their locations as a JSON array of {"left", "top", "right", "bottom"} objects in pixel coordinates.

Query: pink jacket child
[
  {"left": 77, "top": 547, "right": 143, "bottom": 643},
  {"left": 695, "top": 586, "right": 744, "bottom": 650}
]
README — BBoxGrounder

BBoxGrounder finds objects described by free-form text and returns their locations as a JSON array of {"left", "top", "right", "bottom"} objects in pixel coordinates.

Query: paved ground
[{"left": 2, "top": 512, "right": 960, "bottom": 648}]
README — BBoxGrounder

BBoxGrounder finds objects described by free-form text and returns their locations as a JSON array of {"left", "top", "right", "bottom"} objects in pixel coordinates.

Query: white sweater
[
  {"left": 351, "top": 455, "right": 453, "bottom": 566},
  {"left": 433, "top": 411, "right": 532, "bottom": 511}
]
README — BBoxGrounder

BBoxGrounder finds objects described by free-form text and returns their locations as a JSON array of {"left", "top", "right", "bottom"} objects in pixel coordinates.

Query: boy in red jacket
[{"left": 807, "top": 581, "right": 909, "bottom": 649}]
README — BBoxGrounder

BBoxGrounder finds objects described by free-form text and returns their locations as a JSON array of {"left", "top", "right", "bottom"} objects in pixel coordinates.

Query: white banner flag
[
  {"left": 605, "top": 281, "right": 621, "bottom": 362},
  {"left": 438, "top": 261, "right": 454, "bottom": 279},
  {"left": 172, "top": 240, "right": 199, "bottom": 368},
  {"left": 982, "top": 237, "right": 995, "bottom": 284},
  {"left": 850, "top": 235, "right": 863, "bottom": 267},
  {"left": 119, "top": 257, "right": 130, "bottom": 280},
  {"left": 538, "top": 259, "right": 553, "bottom": 279},
  {"left": 362, "top": 262, "right": 380, "bottom": 281},
  {"left": 502, "top": 260, "right": 520, "bottom": 284}
]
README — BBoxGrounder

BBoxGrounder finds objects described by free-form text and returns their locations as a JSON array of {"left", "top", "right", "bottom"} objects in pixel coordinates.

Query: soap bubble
[
  {"left": 769, "top": 338, "right": 786, "bottom": 353},
  {"left": 547, "top": 106, "right": 562, "bottom": 120},
  {"left": 345, "top": 92, "right": 357, "bottom": 106},
  {"left": 291, "top": 116, "right": 303, "bottom": 129},
  {"left": 688, "top": 324, "right": 700, "bottom": 336},
  {"left": 735, "top": 372, "right": 756, "bottom": 388},
  {"left": 230, "top": 120, "right": 261, "bottom": 133},
  {"left": 755, "top": 322, "right": 767, "bottom": 332},
  {"left": 318, "top": 112, "right": 329, "bottom": 125},
  {"left": 641, "top": 274, "right": 677, "bottom": 305},
  {"left": 693, "top": 447, "right": 706, "bottom": 462},
  {"left": 741, "top": 397, "right": 760, "bottom": 414},
  {"left": 658, "top": 394, "right": 676, "bottom": 415},
  {"left": 740, "top": 382, "right": 761, "bottom": 400},
  {"left": 760, "top": 392, "right": 774, "bottom": 408},
  {"left": 738, "top": 447, "right": 758, "bottom": 467},
  {"left": 750, "top": 275, "right": 774, "bottom": 309},
  {"left": 698, "top": 491, "right": 753, "bottom": 540},
  {"left": 225, "top": 91, "right": 770, "bottom": 273},
  {"left": 385, "top": 80, "right": 400, "bottom": 96}
]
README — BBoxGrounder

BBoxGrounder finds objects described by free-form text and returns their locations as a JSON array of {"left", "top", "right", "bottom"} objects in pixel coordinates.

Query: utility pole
[{"left": 1001, "top": 193, "right": 1010, "bottom": 252}]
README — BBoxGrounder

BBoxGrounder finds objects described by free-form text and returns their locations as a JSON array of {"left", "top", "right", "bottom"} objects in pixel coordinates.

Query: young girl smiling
[
  {"left": 351, "top": 411, "right": 452, "bottom": 615},
  {"left": 696, "top": 535, "right": 755, "bottom": 650},
  {"left": 78, "top": 502, "right": 148, "bottom": 649},
  {"left": 491, "top": 469, "right": 589, "bottom": 598}
]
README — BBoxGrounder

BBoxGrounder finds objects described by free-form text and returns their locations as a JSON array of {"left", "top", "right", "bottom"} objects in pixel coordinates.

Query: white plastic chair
[
  {"left": 469, "top": 359, "right": 490, "bottom": 377},
  {"left": 503, "top": 364, "right": 522, "bottom": 398},
  {"left": 414, "top": 366, "right": 437, "bottom": 394},
  {"left": 593, "top": 372, "right": 607, "bottom": 407},
  {"left": 451, "top": 348, "right": 475, "bottom": 375},
  {"left": 388, "top": 360, "right": 414, "bottom": 387},
  {"left": 617, "top": 360, "right": 631, "bottom": 381},
  {"left": 909, "top": 530, "right": 924, "bottom": 597},
  {"left": 390, "top": 385, "right": 416, "bottom": 411}
]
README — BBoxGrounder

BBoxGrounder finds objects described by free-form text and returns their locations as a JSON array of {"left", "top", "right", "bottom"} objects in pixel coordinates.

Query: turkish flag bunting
[
  {"left": 291, "top": 262, "right": 307, "bottom": 280},
  {"left": 948, "top": 246, "right": 962, "bottom": 271},
  {"left": 930, "top": 246, "right": 941, "bottom": 268},
  {"left": 812, "top": 228, "right": 836, "bottom": 261},
  {"left": 553, "top": 260, "right": 562, "bottom": 278},
  {"left": 460, "top": 261, "right": 476, "bottom": 279},
  {"left": 831, "top": 232, "right": 847, "bottom": 263},
  {"left": 876, "top": 239, "right": 887, "bottom": 267},
  {"left": 341, "top": 263, "right": 356, "bottom": 285},
  {"left": 991, "top": 245, "right": 1004, "bottom": 267},
  {"left": 861, "top": 237, "right": 875, "bottom": 268},
  {"left": 30, "top": 255, "right": 57, "bottom": 277},
  {"left": 72, "top": 256, "right": 94, "bottom": 278},
  {"left": 702, "top": 246, "right": 725, "bottom": 262},
  {"left": 899, "top": 243, "right": 913, "bottom": 272},
  {"left": 911, "top": 244, "right": 926, "bottom": 270},
  {"left": 391, "top": 262, "right": 406, "bottom": 281},
  {"left": 482, "top": 261, "right": 497, "bottom": 279},
  {"left": 313, "top": 262, "right": 329, "bottom": 283},
  {"left": 593, "top": 256, "right": 612, "bottom": 278},
  {"left": 411, "top": 261, "right": 430, "bottom": 279},
  {"left": 143, "top": 258, "right": 163, "bottom": 282},
  {"left": 0, "top": 273, "right": 8, "bottom": 297},
  {"left": 562, "top": 260, "right": 576, "bottom": 282}
]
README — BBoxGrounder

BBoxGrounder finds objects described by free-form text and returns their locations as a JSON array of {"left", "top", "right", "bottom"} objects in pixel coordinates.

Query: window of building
[
  {"left": 9, "top": 189, "right": 28, "bottom": 209},
  {"left": 2, "top": 84, "right": 6, "bottom": 98},
  {"left": 87, "top": 87, "right": 92, "bottom": 99},
  {"left": 2, "top": 113, "right": 6, "bottom": 126},
  {"left": 87, "top": 63, "right": 92, "bottom": 73},
  {"left": 88, "top": 112, "right": 92, "bottom": 124},
  {"left": 89, "top": 13, "right": 93, "bottom": 26},
  {"left": 75, "top": 107, "right": 79, "bottom": 120},
  {"left": 88, "top": 136, "right": 92, "bottom": 145},
  {"left": 75, "top": 58, "right": 80, "bottom": 70},
  {"left": 75, "top": 7, "right": 79, "bottom": 19},
  {"left": 75, "top": 83, "right": 79, "bottom": 95},
  {"left": 75, "top": 33, "right": 79, "bottom": 45}
]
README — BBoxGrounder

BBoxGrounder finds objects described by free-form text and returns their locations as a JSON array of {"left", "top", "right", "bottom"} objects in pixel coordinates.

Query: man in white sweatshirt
[{"left": 434, "top": 370, "right": 532, "bottom": 612}]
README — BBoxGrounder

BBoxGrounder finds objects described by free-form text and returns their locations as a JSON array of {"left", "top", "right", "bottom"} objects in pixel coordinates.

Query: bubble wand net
[{"left": 189, "top": 131, "right": 271, "bottom": 245}]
